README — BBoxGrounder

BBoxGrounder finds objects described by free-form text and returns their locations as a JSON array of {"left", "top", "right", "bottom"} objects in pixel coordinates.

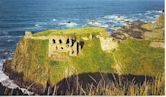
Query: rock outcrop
[{"left": 111, "top": 14, "right": 164, "bottom": 41}]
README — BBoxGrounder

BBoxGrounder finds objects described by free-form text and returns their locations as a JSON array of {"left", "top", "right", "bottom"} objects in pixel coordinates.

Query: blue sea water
[{"left": 0, "top": 0, "right": 164, "bottom": 61}]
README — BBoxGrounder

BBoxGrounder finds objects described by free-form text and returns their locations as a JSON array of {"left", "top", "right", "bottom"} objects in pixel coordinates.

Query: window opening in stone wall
[
  {"left": 71, "top": 39, "right": 76, "bottom": 47},
  {"left": 80, "top": 41, "right": 84, "bottom": 49},
  {"left": 66, "top": 38, "right": 69, "bottom": 44},
  {"left": 59, "top": 39, "right": 62, "bottom": 44},
  {"left": 53, "top": 39, "right": 56, "bottom": 43},
  {"left": 72, "top": 50, "right": 74, "bottom": 54}
]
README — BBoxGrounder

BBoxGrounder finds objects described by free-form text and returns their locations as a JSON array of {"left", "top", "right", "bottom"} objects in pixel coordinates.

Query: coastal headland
[{"left": 3, "top": 14, "right": 164, "bottom": 95}]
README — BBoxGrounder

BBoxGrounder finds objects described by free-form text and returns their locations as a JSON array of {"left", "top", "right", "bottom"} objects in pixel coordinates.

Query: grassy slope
[
  {"left": 12, "top": 37, "right": 164, "bottom": 86},
  {"left": 44, "top": 38, "right": 115, "bottom": 84},
  {"left": 12, "top": 38, "right": 49, "bottom": 85},
  {"left": 112, "top": 39, "right": 164, "bottom": 76},
  {"left": 33, "top": 27, "right": 108, "bottom": 37}
]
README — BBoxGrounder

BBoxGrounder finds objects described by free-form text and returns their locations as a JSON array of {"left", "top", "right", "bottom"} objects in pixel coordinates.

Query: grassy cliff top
[{"left": 33, "top": 27, "right": 108, "bottom": 37}]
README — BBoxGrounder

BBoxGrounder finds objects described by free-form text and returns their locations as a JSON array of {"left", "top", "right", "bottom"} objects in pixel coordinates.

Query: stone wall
[
  {"left": 99, "top": 37, "right": 118, "bottom": 52},
  {"left": 25, "top": 31, "right": 32, "bottom": 38},
  {"left": 24, "top": 31, "right": 118, "bottom": 60},
  {"left": 48, "top": 35, "right": 83, "bottom": 60}
]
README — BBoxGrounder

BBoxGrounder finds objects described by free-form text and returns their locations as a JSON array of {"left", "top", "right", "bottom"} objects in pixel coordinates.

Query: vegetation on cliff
[
  {"left": 5, "top": 14, "right": 164, "bottom": 95},
  {"left": 33, "top": 27, "right": 108, "bottom": 37}
]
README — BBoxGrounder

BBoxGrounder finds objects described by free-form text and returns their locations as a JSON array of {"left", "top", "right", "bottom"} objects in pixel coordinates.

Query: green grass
[
  {"left": 33, "top": 27, "right": 109, "bottom": 37},
  {"left": 72, "top": 38, "right": 114, "bottom": 73},
  {"left": 47, "top": 38, "right": 115, "bottom": 83},
  {"left": 12, "top": 38, "right": 49, "bottom": 85},
  {"left": 12, "top": 37, "right": 164, "bottom": 86},
  {"left": 112, "top": 39, "right": 164, "bottom": 76}
]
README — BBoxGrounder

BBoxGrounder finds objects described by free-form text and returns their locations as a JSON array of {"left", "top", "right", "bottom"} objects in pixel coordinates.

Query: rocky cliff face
[{"left": 0, "top": 82, "right": 24, "bottom": 95}]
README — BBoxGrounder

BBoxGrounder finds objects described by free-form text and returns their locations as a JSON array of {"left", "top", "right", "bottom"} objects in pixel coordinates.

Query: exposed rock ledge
[
  {"left": 149, "top": 42, "right": 164, "bottom": 48},
  {"left": 2, "top": 60, "right": 45, "bottom": 95}
]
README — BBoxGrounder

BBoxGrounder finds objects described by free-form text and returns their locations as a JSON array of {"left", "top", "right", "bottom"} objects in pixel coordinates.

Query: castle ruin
[
  {"left": 48, "top": 35, "right": 84, "bottom": 59},
  {"left": 99, "top": 37, "right": 118, "bottom": 52},
  {"left": 24, "top": 31, "right": 118, "bottom": 60}
]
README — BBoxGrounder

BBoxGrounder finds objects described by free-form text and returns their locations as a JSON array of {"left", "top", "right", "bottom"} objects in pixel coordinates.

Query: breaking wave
[
  {"left": 0, "top": 59, "right": 34, "bottom": 95},
  {"left": 58, "top": 21, "right": 78, "bottom": 28},
  {"left": 85, "top": 10, "right": 162, "bottom": 31}
]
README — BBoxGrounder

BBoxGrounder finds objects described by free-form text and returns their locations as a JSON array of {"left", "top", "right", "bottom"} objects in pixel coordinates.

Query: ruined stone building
[
  {"left": 48, "top": 35, "right": 84, "bottom": 59},
  {"left": 25, "top": 31, "right": 32, "bottom": 38},
  {"left": 24, "top": 31, "right": 118, "bottom": 60},
  {"left": 99, "top": 37, "right": 118, "bottom": 52}
]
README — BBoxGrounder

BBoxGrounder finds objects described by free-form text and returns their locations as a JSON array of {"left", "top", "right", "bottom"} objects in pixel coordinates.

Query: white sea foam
[
  {"left": 35, "top": 24, "right": 40, "bottom": 27},
  {"left": 1, "top": 80, "right": 18, "bottom": 89},
  {"left": 103, "top": 15, "right": 129, "bottom": 22},
  {"left": 101, "top": 24, "right": 109, "bottom": 28},
  {"left": 102, "top": 15, "right": 133, "bottom": 28},
  {"left": 155, "top": 15, "right": 160, "bottom": 17},
  {"left": 0, "top": 60, "right": 18, "bottom": 88},
  {"left": 88, "top": 20, "right": 101, "bottom": 26},
  {"left": 52, "top": 18, "right": 57, "bottom": 21},
  {"left": 87, "top": 20, "right": 109, "bottom": 28},
  {"left": 59, "top": 21, "right": 78, "bottom": 28},
  {"left": 0, "top": 60, "right": 34, "bottom": 95},
  {"left": 0, "top": 71, "right": 9, "bottom": 82},
  {"left": 7, "top": 39, "right": 14, "bottom": 42},
  {"left": 145, "top": 10, "right": 162, "bottom": 14},
  {"left": 86, "top": 10, "right": 162, "bottom": 31},
  {"left": 35, "top": 22, "right": 49, "bottom": 27}
]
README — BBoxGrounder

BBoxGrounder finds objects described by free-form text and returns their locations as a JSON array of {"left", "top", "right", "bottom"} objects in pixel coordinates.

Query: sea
[{"left": 0, "top": 0, "right": 164, "bottom": 95}]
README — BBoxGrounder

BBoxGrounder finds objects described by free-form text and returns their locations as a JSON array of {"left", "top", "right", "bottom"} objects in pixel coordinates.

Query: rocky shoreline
[
  {"left": 111, "top": 20, "right": 150, "bottom": 40},
  {"left": 0, "top": 82, "right": 24, "bottom": 95},
  {"left": 2, "top": 60, "right": 44, "bottom": 95},
  {"left": 111, "top": 14, "right": 164, "bottom": 41}
]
